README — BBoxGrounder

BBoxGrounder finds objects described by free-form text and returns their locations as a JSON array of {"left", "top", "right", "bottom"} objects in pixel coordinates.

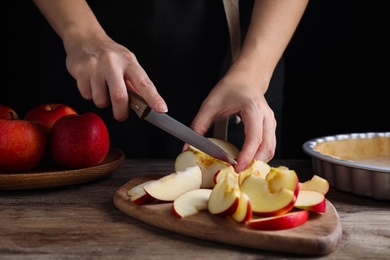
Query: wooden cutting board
[{"left": 114, "top": 174, "right": 342, "bottom": 256}]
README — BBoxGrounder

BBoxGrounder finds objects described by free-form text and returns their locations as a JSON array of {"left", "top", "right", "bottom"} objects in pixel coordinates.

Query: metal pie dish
[{"left": 303, "top": 132, "right": 390, "bottom": 201}]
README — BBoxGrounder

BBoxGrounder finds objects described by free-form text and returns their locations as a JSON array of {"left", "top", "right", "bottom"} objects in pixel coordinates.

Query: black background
[{"left": 2, "top": 1, "right": 389, "bottom": 159}]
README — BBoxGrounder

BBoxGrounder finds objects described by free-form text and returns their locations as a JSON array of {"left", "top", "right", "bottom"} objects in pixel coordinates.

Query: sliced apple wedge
[
  {"left": 208, "top": 171, "right": 240, "bottom": 216},
  {"left": 266, "top": 166, "right": 300, "bottom": 197},
  {"left": 127, "top": 180, "right": 156, "bottom": 205},
  {"left": 174, "top": 149, "right": 229, "bottom": 188},
  {"left": 247, "top": 210, "right": 309, "bottom": 231},
  {"left": 294, "top": 190, "right": 326, "bottom": 213},
  {"left": 213, "top": 165, "right": 237, "bottom": 184},
  {"left": 240, "top": 174, "right": 296, "bottom": 217},
  {"left": 300, "top": 175, "right": 330, "bottom": 195},
  {"left": 238, "top": 160, "right": 271, "bottom": 186},
  {"left": 201, "top": 160, "right": 231, "bottom": 188},
  {"left": 143, "top": 165, "right": 202, "bottom": 201},
  {"left": 231, "top": 192, "right": 252, "bottom": 223},
  {"left": 172, "top": 189, "right": 212, "bottom": 218},
  {"left": 174, "top": 150, "right": 198, "bottom": 172}
]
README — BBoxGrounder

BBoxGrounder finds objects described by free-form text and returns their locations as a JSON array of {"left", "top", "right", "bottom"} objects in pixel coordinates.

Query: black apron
[{"left": 37, "top": 0, "right": 284, "bottom": 159}]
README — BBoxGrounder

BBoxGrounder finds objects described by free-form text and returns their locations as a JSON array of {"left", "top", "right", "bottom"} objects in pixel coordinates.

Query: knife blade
[{"left": 128, "top": 91, "right": 237, "bottom": 165}]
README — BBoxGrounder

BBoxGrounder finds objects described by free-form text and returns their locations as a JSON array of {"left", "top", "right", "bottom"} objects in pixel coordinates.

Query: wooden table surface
[{"left": 1, "top": 159, "right": 389, "bottom": 259}]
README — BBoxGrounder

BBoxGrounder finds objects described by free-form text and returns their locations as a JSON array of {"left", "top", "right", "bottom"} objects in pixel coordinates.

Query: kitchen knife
[{"left": 128, "top": 91, "right": 237, "bottom": 165}]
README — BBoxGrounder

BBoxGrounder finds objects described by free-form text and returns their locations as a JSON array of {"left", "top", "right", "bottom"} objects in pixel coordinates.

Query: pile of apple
[
  {"left": 128, "top": 138, "right": 330, "bottom": 231},
  {"left": 0, "top": 104, "right": 110, "bottom": 172}
]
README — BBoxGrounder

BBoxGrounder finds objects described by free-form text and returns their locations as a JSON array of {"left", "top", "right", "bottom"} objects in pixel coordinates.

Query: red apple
[
  {"left": 0, "top": 104, "right": 18, "bottom": 119},
  {"left": 247, "top": 210, "right": 309, "bottom": 231},
  {"left": 0, "top": 118, "right": 46, "bottom": 172},
  {"left": 25, "top": 103, "right": 77, "bottom": 134},
  {"left": 49, "top": 112, "right": 110, "bottom": 169}
]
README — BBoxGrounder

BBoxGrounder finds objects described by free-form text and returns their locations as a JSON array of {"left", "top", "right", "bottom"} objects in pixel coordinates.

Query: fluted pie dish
[{"left": 303, "top": 132, "right": 390, "bottom": 200}]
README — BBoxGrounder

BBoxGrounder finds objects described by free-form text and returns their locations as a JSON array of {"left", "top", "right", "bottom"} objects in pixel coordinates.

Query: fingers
[
  {"left": 234, "top": 109, "right": 276, "bottom": 173},
  {"left": 124, "top": 58, "right": 168, "bottom": 114}
]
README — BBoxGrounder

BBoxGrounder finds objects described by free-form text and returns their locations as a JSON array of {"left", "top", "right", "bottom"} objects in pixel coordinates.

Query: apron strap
[{"left": 213, "top": 0, "right": 241, "bottom": 140}]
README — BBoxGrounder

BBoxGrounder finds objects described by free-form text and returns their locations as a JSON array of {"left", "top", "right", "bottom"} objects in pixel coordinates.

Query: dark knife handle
[{"left": 128, "top": 91, "right": 151, "bottom": 118}]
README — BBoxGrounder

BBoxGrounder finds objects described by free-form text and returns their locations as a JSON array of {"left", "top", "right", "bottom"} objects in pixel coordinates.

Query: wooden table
[{"left": 1, "top": 159, "right": 389, "bottom": 259}]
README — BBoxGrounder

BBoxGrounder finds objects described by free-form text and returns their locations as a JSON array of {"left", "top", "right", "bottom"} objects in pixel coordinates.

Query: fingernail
[{"left": 157, "top": 101, "right": 168, "bottom": 113}]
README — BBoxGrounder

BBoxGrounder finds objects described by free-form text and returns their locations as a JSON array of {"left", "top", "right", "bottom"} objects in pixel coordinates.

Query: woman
[{"left": 32, "top": 0, "right": 308, "bottom": 172}]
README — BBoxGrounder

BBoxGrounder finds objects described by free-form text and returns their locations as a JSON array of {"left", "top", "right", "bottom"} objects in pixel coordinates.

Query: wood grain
[{"left": 114, "top": 174, "right": 343, "bottom": 256}]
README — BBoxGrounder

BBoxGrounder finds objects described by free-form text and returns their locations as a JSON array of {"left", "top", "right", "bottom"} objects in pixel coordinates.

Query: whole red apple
[
  {"left": 0, "top": 104, "right": 19, "bottom": 119},
  {"left": 49, "top": 112, "right": 110, "bottom": 169},
  {"left": 24, "top": 103, "right": 77, "bottom": 134},
  {"left": 0, "top": 118, "right": 47, "bottom": 172}
]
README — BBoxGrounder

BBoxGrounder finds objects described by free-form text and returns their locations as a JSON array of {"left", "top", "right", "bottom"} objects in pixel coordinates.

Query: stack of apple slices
[{"left": 127, "top": 138, "right": 330, "bottom": 231}]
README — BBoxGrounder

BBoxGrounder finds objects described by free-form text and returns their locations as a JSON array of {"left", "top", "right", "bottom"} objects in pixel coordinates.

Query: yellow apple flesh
[
  {"left": 240, "top": 174, "right": 296, "bottom": 217},
  {"left": 172, "top": 189, "right": 212, "bottom": 218},
  {"left": 208, "top": 171, "right": 240, "bottom": 216},
  {"left": 143, "top": 165, "right": 202, "bottom": 201},
  {"left": 127, "top": 180, "right": 156, "bottom": 205},
  {"left": 294, "top": 190, "right": 326, "bottom": 213}
]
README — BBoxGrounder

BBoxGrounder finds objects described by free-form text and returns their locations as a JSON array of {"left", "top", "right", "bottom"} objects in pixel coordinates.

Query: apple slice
[
  {"left": 300, "top": 175, "right": 330, "bottom": 195},
  {"left": 231, "top": 192, "right": 252, "bottom": 223},
  {"left": 208, "top": 171, "right": 241, "bottom": 216},
  {"left": 247, "top": 210, "right": 309, "bottom": 231},
  {"left": 294, "top": 190, "right": 326, "bottom": 213},
  {"left": 174, "top": 150, "right": 228, "bottom": 188},
  {"left": 266, "top": 166, "right": 300, "bottom": 197},
  {"left": 127, "top": 180, "right": 156, "bottom": 205},
  {"left": 174, "top": 150, "right": 198, "bottom": 172},
  {"left": 172, "top": 189, "right": 212, "bottom": 218},
  {"left": 200, "top": 160, "right": 231, "bottom": 188},
  {"left": 143, "top": 165, "right": 202, "bottom": 201},
  {"left": 238, "top": 160, "right": 271, "bottom": 186},
  {"left": 213, "top": 165, "right": 238, "bottom": 184},
  {"left": 240, "top": 174, "right": 296, "bottom": 217}
]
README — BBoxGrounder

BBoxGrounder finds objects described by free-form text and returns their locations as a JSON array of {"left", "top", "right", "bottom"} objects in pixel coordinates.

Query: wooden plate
[
  {"left": 114, "top": 175, "right": 343, "bottom": 256},
  {"left": 0, "top": 147, "right": 125, "bottom": 190}
]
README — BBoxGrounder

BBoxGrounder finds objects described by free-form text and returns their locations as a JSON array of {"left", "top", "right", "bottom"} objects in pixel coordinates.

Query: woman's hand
[
  {"left": 190, "top": 67, "right": 277, "bottom": 173},
  {"left": 64, "top": 35, "right": 168, "bottom": 121}
]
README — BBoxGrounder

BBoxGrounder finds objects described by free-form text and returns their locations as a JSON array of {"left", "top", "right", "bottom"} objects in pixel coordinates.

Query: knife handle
[{"left": 128, "top": 91, "right": 151, "bottom": 118}]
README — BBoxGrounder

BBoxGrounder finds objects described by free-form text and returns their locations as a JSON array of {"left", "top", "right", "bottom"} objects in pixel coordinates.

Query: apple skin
[
  {"left": 247, "top": 210, "right": 309, "bottom": 231},
  {"left": 0, "top": 104, "right": 19, "bottom": 119},
  {"left": 49, "top": 112, "right": 110, "bottom": 169},
  {"left": 127, "top": 180, "right": 156, "bottom": 205},
  {"left": 25, "top": 103, "right": 77, "bottom": 134},
  {"left": 294, "top": 190, "right": 326, "bottom": 213},
  {"left": 0, "top": 118, "right": 47, "bottom": 172}
]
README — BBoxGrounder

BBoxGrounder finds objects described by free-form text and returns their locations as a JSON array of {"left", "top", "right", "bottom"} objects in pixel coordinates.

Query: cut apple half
[
  {"left": 201, "top": 160, "right": 231, "bottom": 188},
  {"left": 240, "top": 174, "right": 296, "bottom": 217},
  {"left": 231, "top": 192, "right": 252, "bottom": 223},
  {"left": 143, "top": 165, "right": 202, "bottom": 201},
  {"left": 208, "top": 171, "right": 240, "bottom": 216},
  {"left": 127, "top": 179, "right": 156, "bottom": 205},
  {"left": 294, "top": 190, "right": 326, "bottom": 213},
  {"left": 172, "top": 189, "right": 212, "bottom": 218},
  {"left": 300, "top": 175, "right": 330, "bottom": 195},
  {"left": 247, "top": 210, "right": 309, "bottom": 231}
]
